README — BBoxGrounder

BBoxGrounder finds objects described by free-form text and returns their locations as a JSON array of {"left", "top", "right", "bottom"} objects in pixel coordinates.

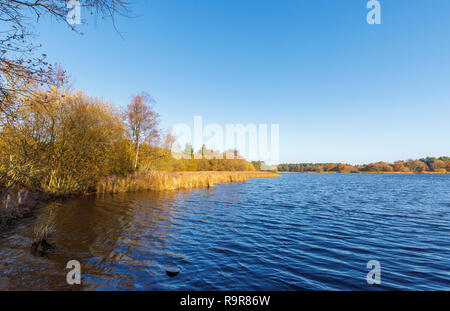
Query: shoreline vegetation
[
  {"left": 96, "top": 171, "right": 279, "bottom": 194},
  {"left": 0, "top": 171, "right": 278, "bottom": 229},
  {"left": 0, "top": 85, "right": 280, "bottom": 228},
  {"left": 277, "top": 157, "right": 450, "bottom": 174},
  {"left": 281, "top": 171, "right": 448, "bottom": 174},
  {"left": 0, "top": 77, "right": 277, "bottom": 227}
]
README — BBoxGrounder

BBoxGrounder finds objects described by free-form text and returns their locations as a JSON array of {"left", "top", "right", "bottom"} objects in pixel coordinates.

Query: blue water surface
[{"left": 0, "top": 173, "right": 449, "bottom": 290}]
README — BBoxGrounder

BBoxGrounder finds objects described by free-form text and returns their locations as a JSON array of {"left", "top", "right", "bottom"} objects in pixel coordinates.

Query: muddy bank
[{"left": 0, "top": 190, "right": 53, "bottom": 229}]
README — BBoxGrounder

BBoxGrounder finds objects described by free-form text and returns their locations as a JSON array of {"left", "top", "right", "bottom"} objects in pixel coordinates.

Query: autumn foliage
[
  {"left": 278, "top": 157, "right": 450, "bottom": 174},
  {"left": 0, "top": 82, "right": 258, "bottom": 197}
]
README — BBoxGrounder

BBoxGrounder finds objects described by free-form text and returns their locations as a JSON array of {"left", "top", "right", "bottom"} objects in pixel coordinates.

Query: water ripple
[{"left": 0, "top": 173, "right": 449, "bottom": 290}]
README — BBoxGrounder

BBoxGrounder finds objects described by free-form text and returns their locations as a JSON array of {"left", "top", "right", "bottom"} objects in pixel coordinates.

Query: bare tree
[
  {"left": 125, "top": 92, "right": 160, "bottom": 170},
  {"left": 0, "top": 0, "right": 130, "bottom": 102}
]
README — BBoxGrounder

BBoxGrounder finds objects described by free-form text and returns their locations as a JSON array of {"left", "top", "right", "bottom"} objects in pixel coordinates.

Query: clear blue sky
[{"left": 35, "top": 0, "right": 450, "bottom": 164}]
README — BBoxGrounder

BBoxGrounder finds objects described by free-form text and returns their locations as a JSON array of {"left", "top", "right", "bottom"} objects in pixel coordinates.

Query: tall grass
[{"left": 96, "top": 171, "right": 279, "bottom": 194}]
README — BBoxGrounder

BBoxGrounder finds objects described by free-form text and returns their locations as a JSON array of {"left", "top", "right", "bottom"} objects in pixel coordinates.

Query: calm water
[{"left": 0, "top": 173, "right": 449, "bottom": 290}]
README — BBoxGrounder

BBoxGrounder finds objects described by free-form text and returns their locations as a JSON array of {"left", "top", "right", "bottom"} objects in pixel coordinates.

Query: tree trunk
[{"left": 134, "top": 142, "right": 140, "bottom": 170}]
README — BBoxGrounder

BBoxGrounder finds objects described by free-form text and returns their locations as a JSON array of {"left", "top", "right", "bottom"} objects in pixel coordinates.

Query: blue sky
[{"left": 35, "top": 0, "right": 450, "bottom": 164}]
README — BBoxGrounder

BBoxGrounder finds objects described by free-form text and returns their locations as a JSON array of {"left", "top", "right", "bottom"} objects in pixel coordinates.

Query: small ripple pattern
[{"left": 0, "top": 173, "right": 449, "bottom": 290}]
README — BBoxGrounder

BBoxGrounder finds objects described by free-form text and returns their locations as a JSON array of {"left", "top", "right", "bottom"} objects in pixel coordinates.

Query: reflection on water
[
  {"left": 0, "top": 174, "right": 449, "bottom": 290},
  {"left": 0, "top": 191, "right": 189, "bottom": 290}
]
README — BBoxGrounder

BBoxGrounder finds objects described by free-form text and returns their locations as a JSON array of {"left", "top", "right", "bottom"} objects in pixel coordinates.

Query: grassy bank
[{"left": 96, "top": 171, "right": 279, "bottom": 194}]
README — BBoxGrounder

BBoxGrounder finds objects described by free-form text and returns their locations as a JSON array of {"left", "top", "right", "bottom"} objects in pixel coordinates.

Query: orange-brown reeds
[{"left": 96, "top": 171, "right": 279, "bottom": 194}]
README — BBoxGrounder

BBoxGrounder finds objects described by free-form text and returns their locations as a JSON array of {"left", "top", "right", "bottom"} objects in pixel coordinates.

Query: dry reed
[{"left": 96, "top": 171, "right": 279, "bottom": 194}]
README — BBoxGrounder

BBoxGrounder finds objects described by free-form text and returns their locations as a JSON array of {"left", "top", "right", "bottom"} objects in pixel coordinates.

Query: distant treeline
[{"left": 278, "top": 157, "right": 450, "bottom": 173}]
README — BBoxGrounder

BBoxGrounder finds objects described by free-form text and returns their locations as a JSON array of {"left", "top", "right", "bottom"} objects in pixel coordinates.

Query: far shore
[{"left": 279, "top": 171, "right": 449, "bottom": 175}]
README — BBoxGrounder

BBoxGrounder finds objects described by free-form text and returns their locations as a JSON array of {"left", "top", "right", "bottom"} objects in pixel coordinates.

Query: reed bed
[{"left": 96, "top": 171, "right": 279, "bottom": 194}]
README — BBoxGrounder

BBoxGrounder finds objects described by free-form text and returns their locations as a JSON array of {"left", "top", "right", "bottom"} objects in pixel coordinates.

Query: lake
[{"left": 0, "top": 173, "right": 449, "bottom": 290}]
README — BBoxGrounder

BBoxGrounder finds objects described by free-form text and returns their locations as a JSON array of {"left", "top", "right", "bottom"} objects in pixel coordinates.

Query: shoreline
[
  {"left": 279, "top": 171, "right": 449, "bottom": 175},
  {"left": 96, "top": 171, "right": 280, "bottom": 194}
]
